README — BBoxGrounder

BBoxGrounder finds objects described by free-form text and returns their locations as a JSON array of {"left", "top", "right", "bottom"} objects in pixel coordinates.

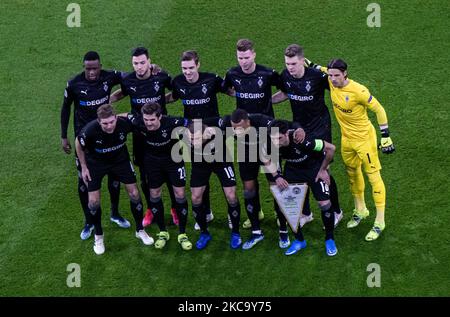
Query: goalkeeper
[{"left": 306, "top": 58, "right": 394, "bottom": 241}]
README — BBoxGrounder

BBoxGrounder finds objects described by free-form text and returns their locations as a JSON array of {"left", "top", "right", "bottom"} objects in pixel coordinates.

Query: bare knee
[
  {"left": 127, "top": 187, "right": 140, "bottom": 202},
  {"left": 88, "top": 199, "right": 100, "bottom": 211},
  {"left": 318, "top": 200, "right": 331, "bottom": 209},
  {"left": 173, "top": 187, "right": 185, "bottom": 200},
  {"left": 191, "top": 189, "right": 203, "bottom": 205},
  {"left": 150, "top": 187, "right": 162, "bottom": 200},
  {"left": 225, "top": 190, "right": 237, "bottom": 205}
]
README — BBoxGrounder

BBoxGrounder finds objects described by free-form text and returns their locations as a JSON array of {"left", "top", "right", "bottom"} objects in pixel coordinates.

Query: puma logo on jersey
[
  {"left": 180, "top": 89, "right": 186, "bottom": 94},
  {"left": 80, "top": 90, "right": 88, "bottom": 95},
  {"left": 234, "top": 79, "right": 241, "bottom": 85},
  {"left": 130, "top": 86, "right": 137, "bottom": 92}
]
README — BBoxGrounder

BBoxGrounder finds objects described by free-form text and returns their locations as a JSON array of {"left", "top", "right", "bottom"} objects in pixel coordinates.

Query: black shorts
[
  {"left": 144, "top": 155, "right": 186, "bottom": 189},
  {"left": 132, "top": 131, "right": 146, "bottom": 166},
  {"left": 190, "top": 161, "right": 237, "bottom": 188},
  {"left": 86, "top": 158, "right": 137, "bottom": 192},
  {"left": 283, "top": 163, "right": 330, "bottom": 202},
  {"left": 238, "top": 160, "right": 281, "bottom": 183}
]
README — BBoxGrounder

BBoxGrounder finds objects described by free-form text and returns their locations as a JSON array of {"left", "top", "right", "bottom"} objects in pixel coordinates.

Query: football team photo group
[
  {"left": 2, "top": 0, "right": 448, "bottom": 299},
  {"left": 62, "top": 39, "right": 394, "bottom": 257}
]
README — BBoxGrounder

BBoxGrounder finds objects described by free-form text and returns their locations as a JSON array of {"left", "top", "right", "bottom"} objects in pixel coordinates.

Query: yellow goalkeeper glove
[
  {"left": 304, "top": 57, "right": 322, "bottom": 70},
  {"left": 379, "top": 128, "right": 395, "bottom": 154}
]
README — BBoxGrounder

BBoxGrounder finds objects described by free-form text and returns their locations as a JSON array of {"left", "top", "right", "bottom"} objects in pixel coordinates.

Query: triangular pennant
[{"left": 270, "top": 183, "right": 308, "bottom": 233}]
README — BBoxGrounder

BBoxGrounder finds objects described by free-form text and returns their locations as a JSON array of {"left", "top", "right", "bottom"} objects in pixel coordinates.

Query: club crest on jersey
[
  {"left": 161, "top": 130, "right": 167, "bottom": 138},
  {"left": 257, "top": 76, "right": 263, "bottom": 88},
  {"left": 345, "top": 95, "right": 350, "bottom": 103},
  {"left": 119, "top": 133, "right": 125, "bottom": 141},
  {"left": 305, "top": 81, "right": 311, "bottom": 92},
  {"left": 154, "top": 81, "right": 160, "bottom": 92},
  {"left": 202, "top": 84, "right": 208, "bottom": 95},
  {"left": 103, "top": 82, "right": 108, "bottom": 92}
]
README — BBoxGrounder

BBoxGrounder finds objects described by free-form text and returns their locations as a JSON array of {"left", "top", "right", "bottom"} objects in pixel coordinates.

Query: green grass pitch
[{"left": 0, "top": 0, "right": 449, "bottom": 296}]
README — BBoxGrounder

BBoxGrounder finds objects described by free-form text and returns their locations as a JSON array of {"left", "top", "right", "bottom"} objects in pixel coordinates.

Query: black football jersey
[
  {"left": 214, "top": 114, "right": 301, "bottom": 163},
  {"left": 78, "top": 117, "right": 132, "bottom": 163},
  {"left": 184, "top": 117, "right": 231, "bottom": 163},
  {"left": 61, "top": 70, "right": 123, "bottom": 138},
  {"left": 223, "top": 64, "right": 280, "bottom": 117},
  {"left": 120, "top": 71, "right": 172, "bottom": 116},
  {"left": 279, "top": 67, "right": 331, "bottom": 135},
  {"left": 127, "top": 114, "right": 188, "bottom": 158},
  {"left": 172, "top": 72, "right": 224, "bottom": 119},
  {"left": 279, "top": 132, "right": 325, "bottom": 169}
]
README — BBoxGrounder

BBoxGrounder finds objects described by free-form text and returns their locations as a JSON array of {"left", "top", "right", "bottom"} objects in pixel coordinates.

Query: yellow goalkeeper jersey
[{"left": 329, "top": 78, "right": 387, "bottom": 141}]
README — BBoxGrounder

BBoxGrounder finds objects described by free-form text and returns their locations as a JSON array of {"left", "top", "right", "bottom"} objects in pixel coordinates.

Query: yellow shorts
[{"left": 341, "top": 125, "right": 382, "bottom": 173}]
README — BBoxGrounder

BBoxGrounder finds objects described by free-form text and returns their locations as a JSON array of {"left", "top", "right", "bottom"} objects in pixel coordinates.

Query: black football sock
[
  {"left": 330, "top": 175, "right": 342, "bottom": 213},
  {"left": 166, "top": 181, "right": 177, "bottom": 210},
  {"left": 274, "top": 200, "right": 288, "bottom": 232},
  {"left": 320, "top": 202, "right": 335, "bottom": 240},
  {"left": 302, "top": 188, "right": 311, "bottom": 216},
  {"left": 108, "top": 175, "right": 121, "bottom": 218},
  {"left": 244, "top": 190, "right": 261, "bottom": 232},
  {"left": 88, "top": 202, "right": 103, "bottom": 236},
  {"left": 149, "top": 197, "right": 166, "bottom": 231},
  {"left": 192, "top": 203, "right": 208, "bottom": 234},
  {"left": 130, "top": 197, "right": 144, "bottom": 232},
  {"left": 255, "top": 180, "right": 262, "bottom": 213},
  {"left": 175, "top": 197, "right": 189, "bottom": 234},
  {"left": 78, "top": 177, "right": 91, "bottom": 225},
  {"left": 203, "top": 184, "right": 212, "bottom": 215},
  {"left": 139, "top": 166, "right": 151, "bottom": 209},
  {"left": 294, "top": 228, "right": 305, "bottom": 242},
  {"left": 227, "top": 200, "right": 241, "bottom": 234}
]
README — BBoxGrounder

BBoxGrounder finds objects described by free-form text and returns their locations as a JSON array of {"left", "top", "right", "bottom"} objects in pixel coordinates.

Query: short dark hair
[
  {"left": 327, "top": 58, "right": 348, "bottom": 72},
  {"left": 181, "top": 50, "right": 199, "bottom": 64},
  {"left": 284, "top": 44, "right": 304, "bottom": 58},
  {"left": 97, "top": 104, "right": 115, "bottom": 119},
  {"left": 236, "top": 39, "right": 254, "bottom": 52},
  {"left": 187, "top": 121, "right": 207, "bottom": 134},
  {"left": 269, "top": 120, "right": 289, "bottom": 135},
  {"left": 83, "top": 51, "right": 100, "bottom": 62},
  {"left": 141, "top": 102, "right": 162, "bottom": 116},
  {"left": 132, "top": 47, "right": 149, "bottom": 58},
  {"left": 231, "top": 109, "right": 249, "bottom": 123}
]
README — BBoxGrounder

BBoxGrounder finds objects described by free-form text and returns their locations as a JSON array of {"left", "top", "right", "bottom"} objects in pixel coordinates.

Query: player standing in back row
[
  {"left": 222, "top": 39, "right": 281, "bottom": 229},
  {"left": 110, "top": 47, "right": 179, "bottom": 227},
  {"left": 272, "top": 44, "right": 344, "bottom": 228},
  {"left": 167, "top": 50, "right": 228, "bottom": 230},
  {"left": 60, "top": 51, "right": 130, "bottom": 241}
]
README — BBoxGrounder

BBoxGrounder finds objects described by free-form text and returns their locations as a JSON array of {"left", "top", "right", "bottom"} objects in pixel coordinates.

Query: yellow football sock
[
  {"left": 367, "top": 171, "right": 386, "bottom": 224},
  {"left": 346, "top": 166, "right": 367, "bottom": 211}
]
